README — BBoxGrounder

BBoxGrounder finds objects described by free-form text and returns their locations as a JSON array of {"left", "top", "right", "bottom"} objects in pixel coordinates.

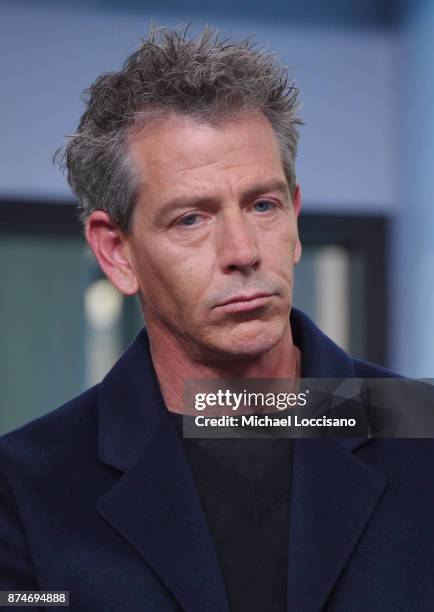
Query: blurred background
[{"left": 1, "top": 0, "right": 433, "bottom": 435}]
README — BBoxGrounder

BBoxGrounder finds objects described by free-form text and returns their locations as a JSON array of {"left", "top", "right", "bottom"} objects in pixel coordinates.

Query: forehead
[{"left": 128, "top": 111, "right": 286, "bottom": 199}]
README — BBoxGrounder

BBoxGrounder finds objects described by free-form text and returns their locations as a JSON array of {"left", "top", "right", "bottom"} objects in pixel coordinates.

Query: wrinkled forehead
[{"left": 126, "top": 110, "right": 286, "bottom": 201}]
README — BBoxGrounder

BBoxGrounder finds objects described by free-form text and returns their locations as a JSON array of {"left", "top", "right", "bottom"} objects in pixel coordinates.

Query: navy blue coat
[{"left": 1, "top": 309, "right": 433, "bottom": 611}]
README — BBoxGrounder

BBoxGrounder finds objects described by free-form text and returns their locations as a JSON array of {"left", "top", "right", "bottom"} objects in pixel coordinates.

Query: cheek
[
  {"left": 261, "top": 232, "right": 298, "bottom": 298},
  {"left": 137, "top": 245, "right": 209, "bottom": 308},
  {"left": 269, "top": 224, "right": 298, "bottom": 265}
]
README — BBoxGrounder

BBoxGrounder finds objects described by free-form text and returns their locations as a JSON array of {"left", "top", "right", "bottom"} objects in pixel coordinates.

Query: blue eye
[
  {"left": 180, "top": 214, "right": 199, "bottom": 226},
  {"left": 254, "top": 200, "right": 273, "bottom": 212}
]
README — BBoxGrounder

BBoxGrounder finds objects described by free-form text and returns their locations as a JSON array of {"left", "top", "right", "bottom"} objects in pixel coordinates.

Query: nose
[{"left": 217, "top": 210, "right": 260, "bottom": 274}]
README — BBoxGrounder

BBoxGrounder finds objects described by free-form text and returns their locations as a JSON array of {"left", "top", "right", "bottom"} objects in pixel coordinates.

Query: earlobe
[
  {"left": 85, "top": 210, "right": 139, "bottom": 296},
  {"left": 294, "top": 237, "right": 302, "bottom": 265}
]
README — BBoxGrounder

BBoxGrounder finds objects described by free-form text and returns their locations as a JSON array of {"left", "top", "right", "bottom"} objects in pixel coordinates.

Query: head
[{"left": 60, "top": 25, "right": 303, "bottom": 362}]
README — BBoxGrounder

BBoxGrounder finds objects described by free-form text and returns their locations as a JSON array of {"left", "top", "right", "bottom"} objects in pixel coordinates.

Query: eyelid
[
  {"left": 171, "top": 197, "right": 280, "bottom": 226},
  {"left": 251, "top": 198, "right": 279, "bottom": 209},
  {"left": 173, "top": 211, "right": 205, "bottom": 227}
]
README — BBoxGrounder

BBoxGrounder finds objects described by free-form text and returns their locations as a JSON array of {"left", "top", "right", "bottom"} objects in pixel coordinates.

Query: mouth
[{"left": 214, "top": 293, "right": 273, "bottom": 313}]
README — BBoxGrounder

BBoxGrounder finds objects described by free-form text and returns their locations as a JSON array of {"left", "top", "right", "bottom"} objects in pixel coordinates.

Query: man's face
[{"left": 126, "top": 111, "right": 301, "bottom": 361}]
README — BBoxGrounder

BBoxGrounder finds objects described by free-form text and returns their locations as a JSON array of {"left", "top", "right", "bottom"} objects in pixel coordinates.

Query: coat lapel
[
  {"left": 287, "top": 438, "right": 387, "bottom": 611},
  {"left": 288, "top": 309, "right": 388, "bottom": 611},
  {"left": 95, "top": 330, "right": 229, "bottom": 612}
]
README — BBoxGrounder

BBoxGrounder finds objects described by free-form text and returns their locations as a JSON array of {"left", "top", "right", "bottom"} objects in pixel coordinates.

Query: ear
[
  {"left": 85, "top": 210, "right": 139, "bottom": 296},
  {"left": 293, "top": 184, "right": 302, "bottom": 264}
]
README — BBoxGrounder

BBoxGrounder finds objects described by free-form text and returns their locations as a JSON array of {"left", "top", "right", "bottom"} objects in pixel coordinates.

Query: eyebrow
[{"left": 155, "top": 178, "right": 291, "bottom": 222}]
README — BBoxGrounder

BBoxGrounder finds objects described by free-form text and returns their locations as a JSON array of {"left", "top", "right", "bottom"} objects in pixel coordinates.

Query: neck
[{"left": 147, "top": 322, "right": 301, "bottom": 413}]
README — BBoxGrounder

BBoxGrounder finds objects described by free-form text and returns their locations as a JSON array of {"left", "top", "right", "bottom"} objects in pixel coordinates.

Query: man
[{"left": 0, "top": 26, "right": 433, "bottom": 612}]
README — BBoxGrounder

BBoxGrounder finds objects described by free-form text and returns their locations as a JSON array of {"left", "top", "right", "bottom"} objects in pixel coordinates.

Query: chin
[{"left": 209, "top": 319, "right": 287, "bottom": 360}]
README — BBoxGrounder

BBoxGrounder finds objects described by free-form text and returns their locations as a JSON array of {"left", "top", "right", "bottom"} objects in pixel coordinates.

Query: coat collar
[
  {"left": 98, "top": 308, "right": 361, "bottom": 468},
  {"left": 97, "top": 308, "right": 363, "bottom": 472},
  {"left": 289, "top": 309, "right": 387, "bottom": 611},
  {"left": 290, "top": 308, "right": 356, "bottom": 379},
  {"left": 96, "top": 308, "right": 386, "bottom": 612},
  {"left": 97, "top": 327, "right": 165, "bottom": 472},
  {"left": 291, "top": 308, "right": 370, "bottom": 453},
  {"left": 97, "top": 329, "right": 230, "bottom": 611}
]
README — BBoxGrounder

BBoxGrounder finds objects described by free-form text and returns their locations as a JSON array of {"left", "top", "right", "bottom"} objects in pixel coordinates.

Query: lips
[
  {"left": 217, "top": 292, "right": 273, "bottom": 314},
  {"left": 216, "top": 293, "right": 272, "bottom": 307}
]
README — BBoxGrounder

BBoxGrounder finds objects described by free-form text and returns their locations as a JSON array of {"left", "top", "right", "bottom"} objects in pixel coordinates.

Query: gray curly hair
[{"left": 58, "top": 25, "right": 303, "bottom": 233}]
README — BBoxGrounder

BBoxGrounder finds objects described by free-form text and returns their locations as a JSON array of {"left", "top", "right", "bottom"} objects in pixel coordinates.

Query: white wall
[{"left": 0, "top": 2, "right": 397, "bottom": 212}]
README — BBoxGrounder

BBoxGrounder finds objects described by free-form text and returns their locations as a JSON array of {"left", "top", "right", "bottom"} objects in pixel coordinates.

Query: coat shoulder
[
  {"left": 351, "top": 357, "right": 401, "bottom": 379},
  {"left": 0, "top": 385, "right": 100, "bottom": 480}
]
